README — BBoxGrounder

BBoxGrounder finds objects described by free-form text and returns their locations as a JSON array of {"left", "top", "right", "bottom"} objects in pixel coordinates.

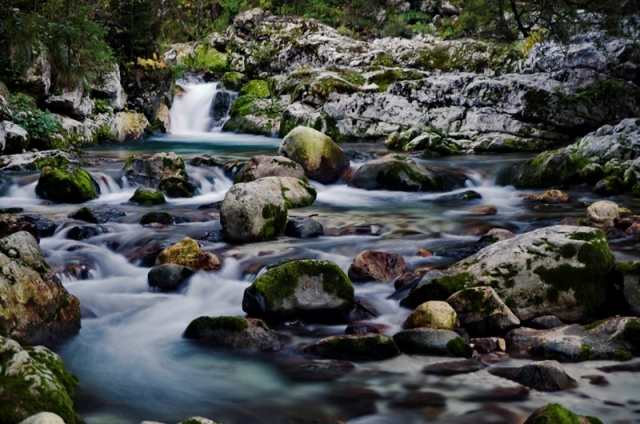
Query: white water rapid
[{"left": 169, "top": 80, "right": 234, "bottom": 135}]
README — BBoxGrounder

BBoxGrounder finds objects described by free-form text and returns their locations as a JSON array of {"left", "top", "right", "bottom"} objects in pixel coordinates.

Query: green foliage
[{"left": 8, "top": 93, "right": 63, "bottom": 147}]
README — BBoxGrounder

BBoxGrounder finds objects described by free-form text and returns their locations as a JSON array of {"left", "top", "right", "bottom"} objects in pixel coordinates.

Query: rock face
[
  {"left": 278, "top": 126, "right": 349, "bottom": 184},
  {"left": 155, "top": 237, "right": 221, "bottom": 271},
  {"left": 242, "top": 259, "right": 354, "bottom": 323},
  {"left": 44, "top": 86, "right": 93, "bottom": 120},
  {"left": 220, "top": 180, "right": 288, "bottom": 243},
  {"left": 303, "top": 334, "right": 401, "bottom": 361},
  {"left": 35, "top": 167, "right": 101, "bottom": 203},
  {"left": 91, "top": 67, "right": 127, "bottom": 111},
  {"left": 1, "top": 121, "right": 30, "bottom": 154},
  {"left": 0, "top": 231, "right": 81, "bottom": 345},
  {"left": 349, "top": 155, "right": 467, "bottom": 192},
  {"left": 404, "top": 226, "right": 615, "bottom": 322},
  {"left": 234, "top": 155, "right": 306, "bottom": 183},
  {"left": 447, "top": 287, "right": 520, "bottom": 336},
  {"left": 348, "top": 250, "right": 407, "bottom": 282},
  {"left": 489, "top": 360, "right": 577, "bottom": 392},
  {"left": 123, "top": 152, "right": 195, "bottom": 197},
  {"left": 393, "top": 328, "right": 473, "bottom": 357},
  {"left": 0, "top": 337, "right": 80, "bottom": 423},
  {"left": 184, "top": 316, "right": 282, "bottom": 351},
  {"left": 403, "top": 301, "right": 457, "bottom": 330}
]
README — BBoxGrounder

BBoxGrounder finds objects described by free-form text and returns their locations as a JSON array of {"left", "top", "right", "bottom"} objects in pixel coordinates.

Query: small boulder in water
[
  {"left": 155, "top": 237, "right": 222, "bottom": 271},
  {"left": 140, "top": 212, "right": 174, "bottom": 226},
  {"left": 278, "top": 126, "right": 350, "bottom": 184},
  {"left": 69, "top": 205, "right": 125, "bottom": 224},
  {"left": 523, "top": 403, "right": 601, "bottom": 424},
  {"left": 23, "top": 215, "right": 57, "bottom": 237},
  {"left": 303, "top": 334, "right": 401, "bottom": 361},
  {"left": 285, "top": 216, "right": 324, "bottom": 238},
  {"left": 184, "top": 316, "right": 282, "bottom": 351},
  {"left": 148, "top": 264, "right": 195, "bottom": 291},
  {"left": 489, "top": 360, "right": 577, "bottom": 392},
  {"left": 35, "top": 166, "right": 100, "bottom": 203},
  {"left": 523, "top": 189, "right": 571, "bottom": 203},
  {"left": 393, "top": 328, "right": 473, "bottom": 357},
  {"left": 586, "top": 200, "right": 619, "bottom": 228},
  {"left": 234, "top": 155, "right": 307, "bottom": 183},
  {"left": 66, "top": 225, "right": 108, "bottom": 240},
  {"left": 129, "top": 187, "right": 166, "bottom": 205},
  {"left": 403, "top": 301, "right": 457, "bottom": 330},
  {"left": 123, "top": 152, "right": 195, "bottom": 197},
  {"left": 242, "top": 259, "right": 354, "bottom": 324},
  {"left": 348, "top": 250, "right": 407, "bottom": 283}
]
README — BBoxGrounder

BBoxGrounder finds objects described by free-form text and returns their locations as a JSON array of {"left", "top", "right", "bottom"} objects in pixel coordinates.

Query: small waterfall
[{"left": 169, "top": 78, "right": 236, "bottom": 135}]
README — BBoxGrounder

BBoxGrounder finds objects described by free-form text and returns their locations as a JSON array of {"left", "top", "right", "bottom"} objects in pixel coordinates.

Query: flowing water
[{"left": 3, "top": 83, "right": 640, "bottom": 424}]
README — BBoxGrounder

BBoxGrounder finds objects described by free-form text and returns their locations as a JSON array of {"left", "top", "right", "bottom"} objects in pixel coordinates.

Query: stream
[{"left": 3, "top": 83, "right": 640, "bottom": 424}]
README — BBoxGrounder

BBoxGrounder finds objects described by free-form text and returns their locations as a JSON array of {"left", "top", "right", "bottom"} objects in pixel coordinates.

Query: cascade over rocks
[
  {"left": 0, "top": 231, "right": 80, "bottom": 345},
  {"left": 242, "top": 259, "right": 354, "bottom": 323},
  {"left": 403, "top": 226, "right": 615, "bottom": 322},
  {"left": 278, "top": 126, "right": 349, "bottom": 184}
]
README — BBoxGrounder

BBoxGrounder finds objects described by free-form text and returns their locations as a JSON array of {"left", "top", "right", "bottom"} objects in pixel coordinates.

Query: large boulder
[
  {"left": 220, "top": 180, "right": 288, "bottom": 243},
  {"left": 123, "top": 152, "right": 194, "bottom": 197},
  {"left": 350, "top": 155, "right": 467, "bottom": 192},
  {"left": 184, "top": 316, "right": 282, "bottom": 351},
  {"left": 1, "top": 121, "right": 30, "bottom": 154},
  {"left": 233, "top": 155, "right": 307, "bottom": 183},
  {"left": 278, "top": 126, "right": 349, "bottom": 184},
  {"left": 155, "top": 237, "right": 221, "bottom": 271},
  {"left": 489, "top": 360, "right": 577, "bottom": 392},
  {"left": 0, "top": 337, "right": 80, "bottom": 423},
  {"left": 242, "top": 259, "right": 354, "bottom": 323},
  {"left": 447, "top": 287, "right": 520, "bottom": 336},
  {"left": 0, "top": 232, "right": 81, "bottom": 345},
  {"left": 348, "top": 250, "right": 407, "bottom": 282},
  {"left": 403, "top": 226, "right": 615, "bottom": 322},
  {"left": 303, "top": 334, "right": 401, "bottom": 361},
  {"left": 35, "top": 167, "right": 100, "bottom": 203}
]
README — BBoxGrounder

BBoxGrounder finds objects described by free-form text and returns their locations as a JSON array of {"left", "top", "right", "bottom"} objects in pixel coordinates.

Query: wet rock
[
  {"left": 463, "top": 386, "right": 529, "bottom": 402},
  {"left": 350, "top": 155, "right": 467, "bottom": 192},
  {"left": 23, "top": 215, "right": 57, "bottom": 237},
  {"left": 303, "top": 334, "right": 401, "bottom": 361},
  {"left": 394, "top": 271, "right": 423, "bottom": 290},
  {"left": 523, "top": 403, "right": 598, "bottom": 423},
  {"left": 140, "top": 212, "right": 175, "bottom": 226},
  {"left": 285, "top": 216, "right": 324, "bottom": 238},
  {"left": 35, "top": 167, "right": 101, "bottom": 203},
  {"left": 467, "top": 205, "right": 498, "bottom": 215},
  {"left": 531, "top": 315, "right": 565, "bottom": 329},
  {"left": 615, "top": 262, "right": 640, "bottom": 315},
  {"left": 278, "top": 126, "right": 350, "bottom": 184},
  {"left": 184, "top": 316, "right": 282, "bottom": 351},
  {"left": 0, "top": 214, "right": 40, "bottom": 241},
  {"left": 0, "top": 337, "right": 80, "bottom": 423},
  {"left": 277, "top": 359, "right": 355, "bottom": 381},
  {"left": 582, "top": 375, "right": 609, "bottom": 386},
  {"left": 421, "top": 358, "right": 486, "bottom": 376},
  {"left": 393, "top": 328, "right": 473, "bottom": 357},
  {"left": 348, "top": 298, "right": 379, "bottom": 322},
  {"left": 234, "top": 155, "right": 307, "bottom": 183},
  {"left": 148, "top": 264, "right": 195, "bottom": 291},
  {"left": 129, "top": 187, "right": 166, "bottom": 205},
  {"left": 155, "top": 237, "right": 222, "bottom": 271},
  {"left": 523, "top": 189, "right": 571, "bottom": 204},
  {"left": 407, "top": 226, "right": 615, "bottom": 322},
  {"left": 489, "top": 360, "right": 577, "bottom": 392},
  {"left": 123, "top": 152, "right": 194, "bottom": 197},
  {"left": 403, "top": 300, "right": 457, "bottom": 330},
  {"left": 243, "top": 259, "right": 354, "bottom": 324},
  {"left": 389, "top": 391, "right": 446, "bottom": 408},
  {"left": 471, "top": 337, "right": 506, "bottom": 353},
  {"left": 19, "top": 412, "right": 66, "bottom": 424},
  {"left": 345, "top": 322, "right": 390, "bottom": 335},
  {"left": 348, "top": 250, "right": 407, "bottom": 283},
  {"left": 220, "top": 179, "right": 288, "bottom": 243},
  {"left": 69, "top": 205, "right": 125, "bottom": 224},
  {"left": 189, "top": 154, "right": 225, "bottom": 167},
  {"left": 586, "top": 200, "right": 619, "bottom": 228},
  {"left": 597, "top": 361, "right": 640, "bottom": 373},
  {"left": 66, "top": 225, "right": 107, "bottom": 240},
  {"left": 447, "top": 287, "right": 520, "bottom": 336}
]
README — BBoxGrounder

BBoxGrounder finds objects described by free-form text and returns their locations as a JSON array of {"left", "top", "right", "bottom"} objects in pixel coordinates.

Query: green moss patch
[
  {"left": 184, "top": 316, "right": 249, "bottom": 339},
  {"left": 445, "top": 336, "right": 473, "bottom": 358},
  {"left": 525, "top": 403, "right": 582, "bottom": 424},
  {"left": 35, "top": 167, "right": 100, "bottom": 203},
  {"left": 129, "top": 188, "right": 166, "bottom": 205}
]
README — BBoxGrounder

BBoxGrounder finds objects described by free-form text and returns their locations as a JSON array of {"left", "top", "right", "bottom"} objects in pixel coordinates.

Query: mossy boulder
[
  {"left": 158, "top": 176, "right": 197, "bottom": 198},
  {"left": 155, "top": 237, "right": 222, "bottom": 271},
  {"left": 393, "top": 328, "right": 473, "bottom": 357},
  {"left": 184, "top": 316, "right": 282, "bottom": 351},
  {"left": 406, "top": 226, "right": 615, "bottom": 322},
  {"left": 239, "top": 80, "right": 270, "bottom": 98},
  {"left": 221, "top": 71, "right": 249, "bottom": 91},
  {"left": 349, "top": 155, "right": 467, "bottom": 192},
  {"left": 348, "top": 250, "right": 407, "bottom": 283},
  {"left": 0, "top": 337, "right": 81, "bottom": 424},
  {"left": 0, "top": 231, "right": 80, "bottom": 344},
  {"left": 447, "top": 287, "right": 520, "bottom": 336},
  {"left": 403, "top": 301, "right": 457, "bottom": 330},
  {"left": 303, "top": 334, "right": 401, "bottom": 361},
  {"left": 489, "top": 360, "right": 577, "bottom": 392},
  {"left": 35, "top": 167, "right": 100, "bottom": 203},
  {"left": 524, "top": 403, "right": 601, "bottom": 424},
  {"left": 234, "top": 155, "right": 306, "bottom": 183},
  {"left": 278, "top": 126, "right": 350, "bottom": 184},
  {"left": 129, "top": 187, "right": 166, "bottom": 205},
  {"left": 220, "top": 180, "right": 288, "bottom": 243},
  {"left": 242, "top": 259, "right": 355, "bottom": 324}
]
